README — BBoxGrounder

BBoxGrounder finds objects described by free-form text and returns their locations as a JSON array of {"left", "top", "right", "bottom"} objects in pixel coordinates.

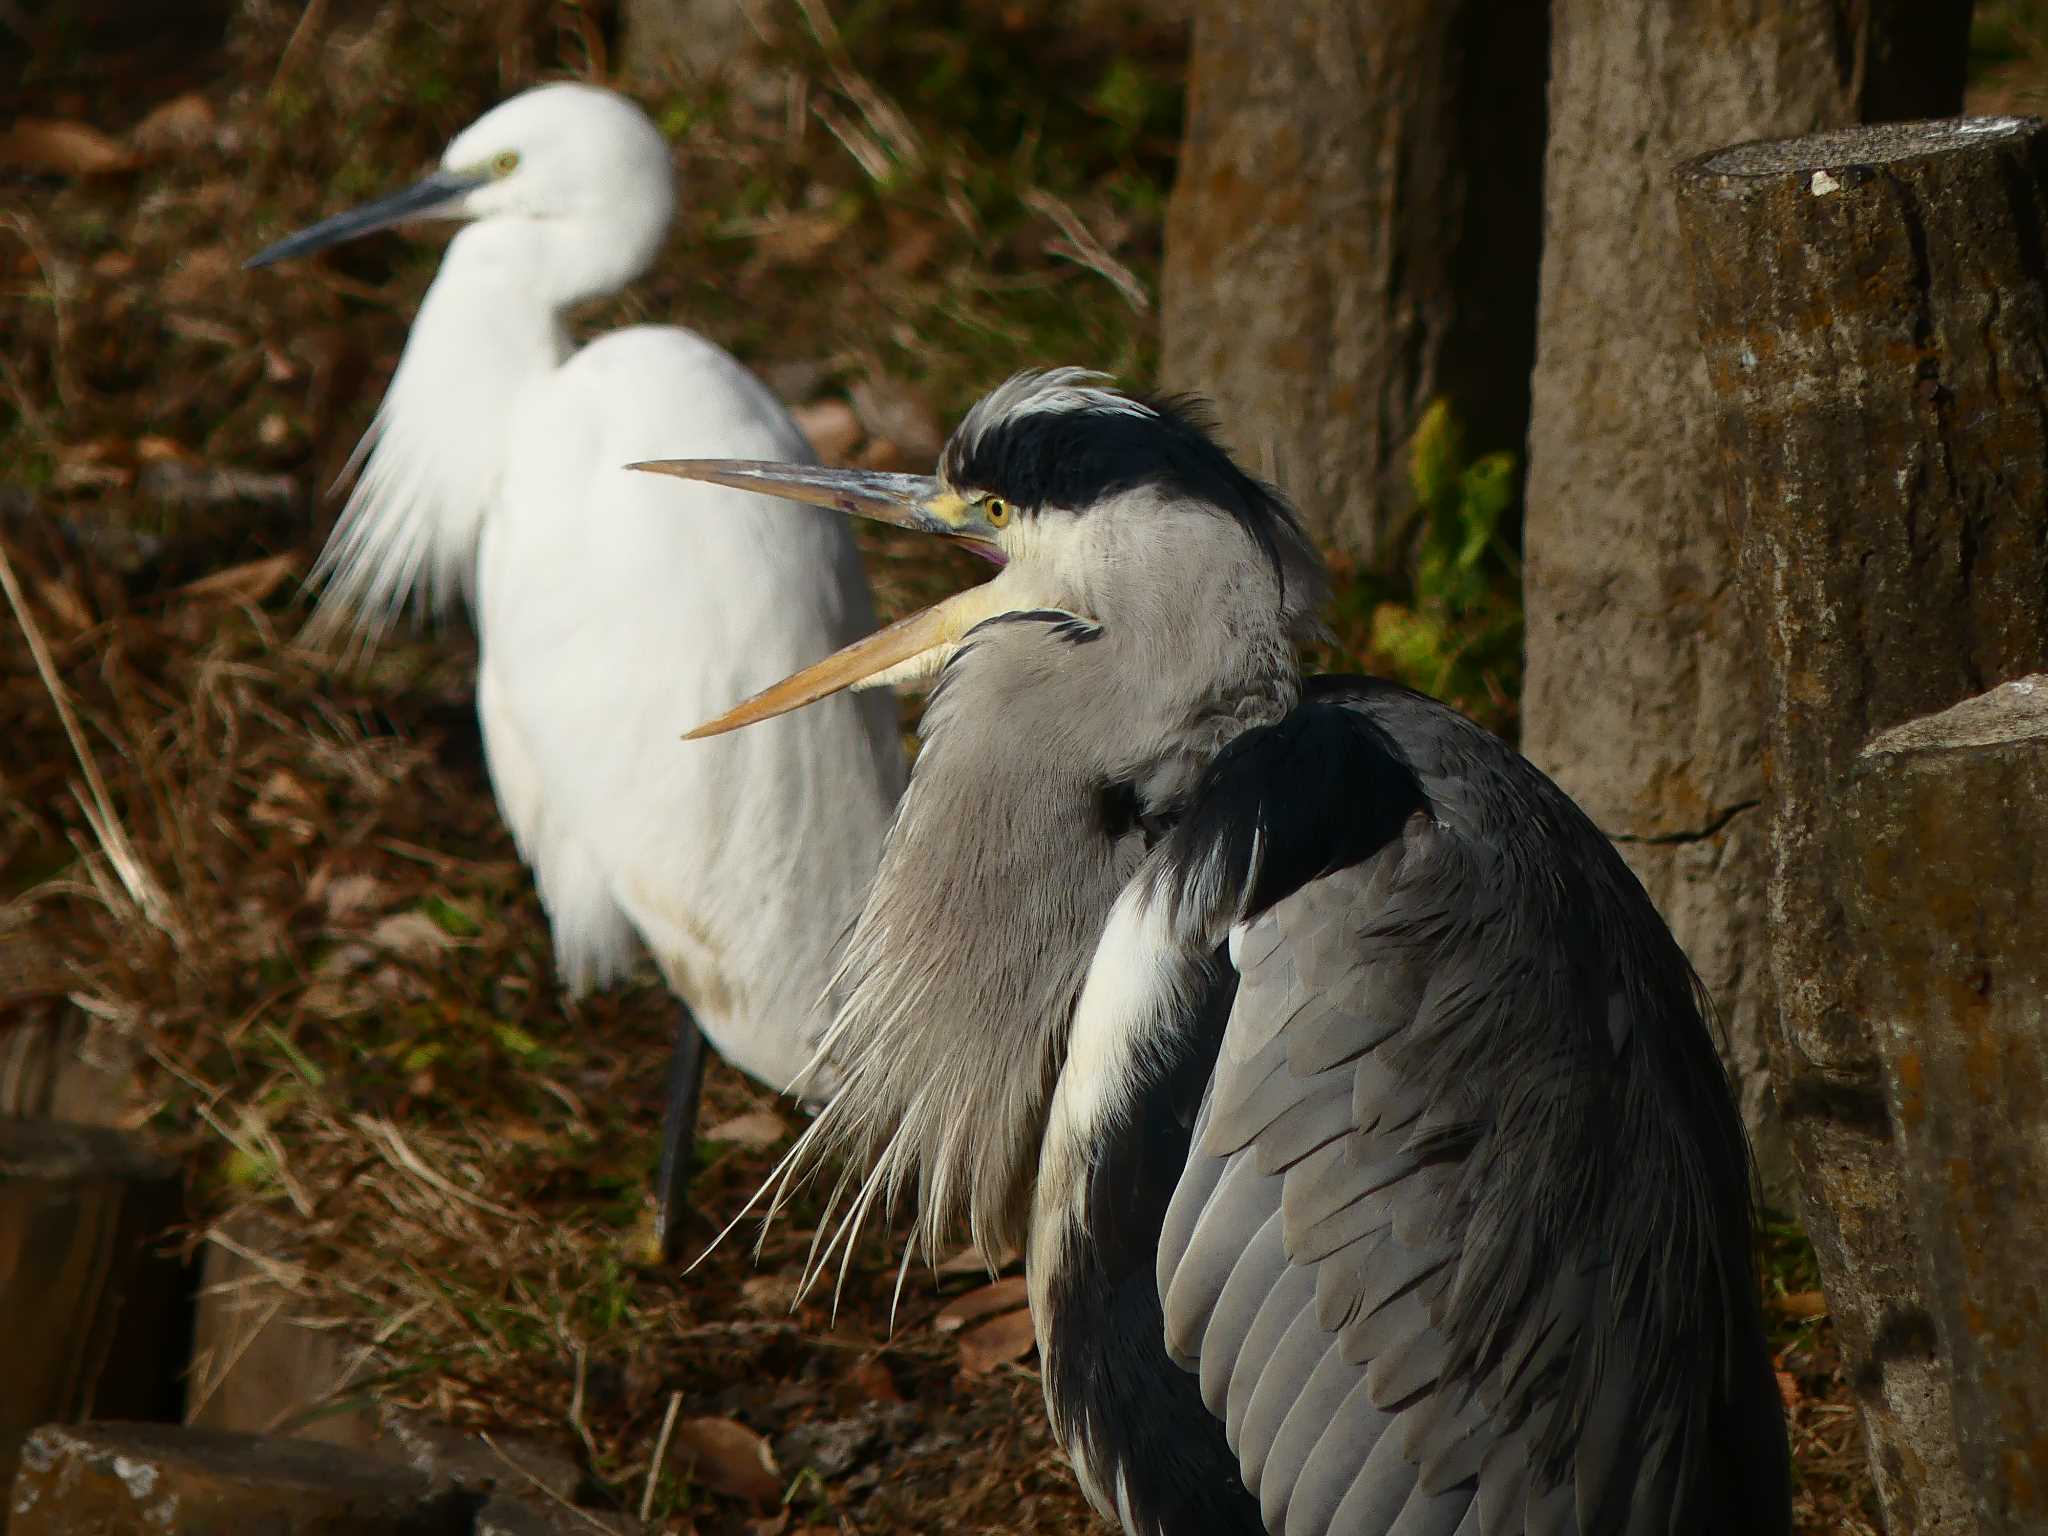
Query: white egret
[{"left": 247, "top": 83, "right": 906, "bottom": 1258}]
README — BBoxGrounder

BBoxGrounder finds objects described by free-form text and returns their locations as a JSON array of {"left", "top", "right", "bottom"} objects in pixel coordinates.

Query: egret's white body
[
  {"left": 262, "top": 83, "right": 904, "bottom": 1100},
  {"left": 478, "top": 328, "right": 901, "bottom": 1087}
]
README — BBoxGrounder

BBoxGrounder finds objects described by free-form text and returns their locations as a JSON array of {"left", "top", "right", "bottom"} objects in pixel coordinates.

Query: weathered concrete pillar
[{"left": 1677, "top": 116, "right": 2048, "bottom": 1535}]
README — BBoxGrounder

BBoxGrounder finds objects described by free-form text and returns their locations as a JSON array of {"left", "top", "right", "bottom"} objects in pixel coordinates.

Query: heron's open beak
[
  {"left": 244, "top": 168, "right": 489, "bottom": 269},
  {"left": 626, "top": 459, "right": 1012, "bottom": 739}
]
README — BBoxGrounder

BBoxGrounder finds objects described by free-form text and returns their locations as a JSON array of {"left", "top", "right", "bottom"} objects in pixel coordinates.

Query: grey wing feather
[
  {"left": 1165, "top": 1150, "right": 1279, "bottom": 1366},
  {"left": 1478, "top": 1434, "right": 1532, "bottom": 1536},
  {"left": 1149, "top": 686, "right": 1780, "bottom": 1536},
  {"left": 1316, "top": 1408, "right": 1422, "bottom": 1535},
  {"left": 1155, "top": 803, "right": 1661, "bottom": 1535},
  {"left": 1194, "top": 1199, "right": 1294, "bottom": 1402},
  {"left": 1262, "top": 1334, "right": 1375, "bottom": 1532},
  {"left": 1229, "top": 1260, "right": 1322, "bottom": 1444},
  {"left": 1162, "top": 836, "right": 1492, "bottom": 1536},
  {"left": 1157, "top": 1114, "right": 1229, "bottom": 1306},
  {"left": 1239, "top": 1304, "right": 1339, "bottom": 1490},
  {"left": 1292, "top": 1377, "right": 1400, "bottom": 1536}
]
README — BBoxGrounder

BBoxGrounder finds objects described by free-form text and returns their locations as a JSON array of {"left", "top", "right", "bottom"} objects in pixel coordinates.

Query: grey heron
[
  {"left": 246, "top": 83, "right": 906, "bottom": 1258},
  {"left": 636, "top": 369, "right": 1792, "bottom": 1533}
]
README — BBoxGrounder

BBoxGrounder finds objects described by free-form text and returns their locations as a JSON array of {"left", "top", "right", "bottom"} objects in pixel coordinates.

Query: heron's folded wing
[{"left": 1150, "top": 693, "right": 1730, "bottom": 1536}]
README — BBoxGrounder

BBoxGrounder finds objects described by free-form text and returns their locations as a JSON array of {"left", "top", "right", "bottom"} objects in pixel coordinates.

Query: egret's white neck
[{"left": 305, "top": 225, "right": 570, "bottom": 643}]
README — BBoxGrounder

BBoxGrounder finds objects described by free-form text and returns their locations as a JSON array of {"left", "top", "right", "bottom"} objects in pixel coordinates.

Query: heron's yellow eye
[
  {"left": 492, "top": 150, "right": 521, "bottom": 176},
  {"left": 984, "top": 497, "right": 1011, "bottom": 527}
]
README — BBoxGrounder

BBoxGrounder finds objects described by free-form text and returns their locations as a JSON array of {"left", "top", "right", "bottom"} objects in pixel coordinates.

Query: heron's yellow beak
[{"left": 625, "top": 460, "right": 1010, "bottom": 739}]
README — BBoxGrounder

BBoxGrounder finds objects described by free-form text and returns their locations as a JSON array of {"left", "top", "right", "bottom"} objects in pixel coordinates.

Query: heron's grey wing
[
  {"left": 1151, "top": 684, "right": 1783, "bottom": 1536},
  {"left": 1161, "top": 835, "right": 1497, "bottom": 1536}
]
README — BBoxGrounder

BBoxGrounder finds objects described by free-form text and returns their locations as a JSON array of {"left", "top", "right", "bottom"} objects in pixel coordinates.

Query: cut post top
[{"left": 1684, "top": 115, "right": 2041, "bottom": 184}]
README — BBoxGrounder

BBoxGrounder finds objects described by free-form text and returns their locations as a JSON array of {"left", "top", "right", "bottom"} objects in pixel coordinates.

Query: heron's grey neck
[{"left": 794, "top": 525, "right": 1311, "bottom": 1268}]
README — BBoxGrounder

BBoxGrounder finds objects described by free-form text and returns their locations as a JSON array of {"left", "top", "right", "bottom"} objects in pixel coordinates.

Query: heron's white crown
[{"left": 949, "top": 367, "right": 1156, "bottom": 445}]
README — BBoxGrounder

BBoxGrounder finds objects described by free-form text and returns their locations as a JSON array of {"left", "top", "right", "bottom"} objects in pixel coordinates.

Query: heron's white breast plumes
[{"left": 734, "top": 624, "right": 1152, "bottom": 1306}]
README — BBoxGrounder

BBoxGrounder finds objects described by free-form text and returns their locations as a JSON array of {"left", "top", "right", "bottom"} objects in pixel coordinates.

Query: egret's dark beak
[
  {"left": 244, "top": 168, "right": 488, "bottom": 269},
  {"left": 626, "top": 458, "right": 1014, "bottom": 739}
]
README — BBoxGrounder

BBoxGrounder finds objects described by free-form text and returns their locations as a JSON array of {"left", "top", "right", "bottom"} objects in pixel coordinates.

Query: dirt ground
[{"left": 6, "top": 1, "right": 2037, "bottom": 1531}]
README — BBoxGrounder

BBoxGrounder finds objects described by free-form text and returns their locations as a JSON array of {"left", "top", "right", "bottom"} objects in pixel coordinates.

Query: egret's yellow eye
[
  {"left": 492, "top": 150, "right": 521, "bottom": 176},
  {"left": 984, "top": 497, "right": 1011, "bottom": 527}
]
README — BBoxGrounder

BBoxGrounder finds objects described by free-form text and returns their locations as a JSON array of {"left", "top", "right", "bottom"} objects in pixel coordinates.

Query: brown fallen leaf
[
  {"left": 671, "top": 1415, "right": 783, "bottom": 1505},
  {"left": 174, "top": 553, "right": 299, "bottom": 608},
  {"left": 850, "top": 378, "right": 943, "bottom": 461},
  {"left": 1771, "top": 1289, "right": 1828, "bottom": 1320},
  {"left": 956, "top": 1305, "right": 1037, "bottom": 1374},
  {"left": 135, "top": 435, "right": 194, "bottom": 463},
  {"left": 935, "top": 1243, "right": 1020, "bottom": 1275},
  {"left": 740, "top": 1274, "right": 803, "bottom": 1315},
  {"left": 753, "top": 209, "right": 852, "bottom": 266},
  {"left": 250, "top": 767, "right": 323, "bottom": 843},
  {"left": 706, "top": 1110, "right": 789, "bottom": 1148},
  {"left": 51, "top": 465, "right": 132, "bottom": 493},
  {"left": 368, "top": 910, "right": 455, "bottom": 961},
  {"left": 161, "top": 246, "right": 237, "bottom": 307},
  {"left": 934, "top": 1276, "right": 1030, "bottom": 1334},
  {"left": 57, "top": 435, "right": 128, "bottom": 467},
  {"left": 33, "top": 576, "right": 92, "bottom": 635},
  {"left": 161, "top": 313, "right": 245, "bottom": 348},
  {"left": 791, "top": 398, "right": 862, "bottom": 464},
  {"left": 1775, "top": 1370, "right": 1800, "bottom": 1414},
  {"left": 131, "top": 92, "right": 216, "bottom": 157},
  {"left": 308, "top": 866, "right": 392, "bottom": 924},
  {"left": 842, "top": 1355, "right": 900, "bottom": 1404},
  {"left": 0, "top": 118, "right": 140, "bottom": 176},
  {"left": 883, "top": 224, "right": 942, "bottom": 278}
]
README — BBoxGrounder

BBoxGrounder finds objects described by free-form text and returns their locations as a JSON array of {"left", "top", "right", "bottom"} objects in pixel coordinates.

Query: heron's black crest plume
[{"left": 942, "top": 369, "right": 1307, "bottom": 598}]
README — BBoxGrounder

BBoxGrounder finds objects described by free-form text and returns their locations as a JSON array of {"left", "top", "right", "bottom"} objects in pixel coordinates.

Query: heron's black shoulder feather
[
  {"left": 968, "top": 608, "right": 1105, "bottom": 645},
  {"left": 1156, "top": 694, "right": 1429, "bottom": 923}
]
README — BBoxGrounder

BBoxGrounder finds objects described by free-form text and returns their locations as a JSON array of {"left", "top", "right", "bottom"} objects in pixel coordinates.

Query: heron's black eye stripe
[{"left": 941, "top": 392, "right": 1297, "bottom": 593}]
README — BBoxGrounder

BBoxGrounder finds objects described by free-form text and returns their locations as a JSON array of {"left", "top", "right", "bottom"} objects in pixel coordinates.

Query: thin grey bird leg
[{"left": 655, "top": 1004, "right": 709, "bottom": 1262}]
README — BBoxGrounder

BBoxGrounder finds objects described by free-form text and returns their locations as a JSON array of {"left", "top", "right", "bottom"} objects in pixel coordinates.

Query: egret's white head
[{"left": 247, "top": 82, "right": 676, "bottom": 305}]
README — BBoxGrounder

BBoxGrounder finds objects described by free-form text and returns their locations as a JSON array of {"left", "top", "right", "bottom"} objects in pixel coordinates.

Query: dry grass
[
  {"left": 14, "top": 0, "right": 2032, "bottom": 1529},
  {"left": 2, "top": 3, "right": 1174, "bottom": 1528}
]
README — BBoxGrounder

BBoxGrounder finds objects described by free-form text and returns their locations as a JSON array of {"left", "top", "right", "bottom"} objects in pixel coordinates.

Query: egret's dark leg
[{"left": 654, "top": 1005, "right": 709, "bottom": 1263}]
